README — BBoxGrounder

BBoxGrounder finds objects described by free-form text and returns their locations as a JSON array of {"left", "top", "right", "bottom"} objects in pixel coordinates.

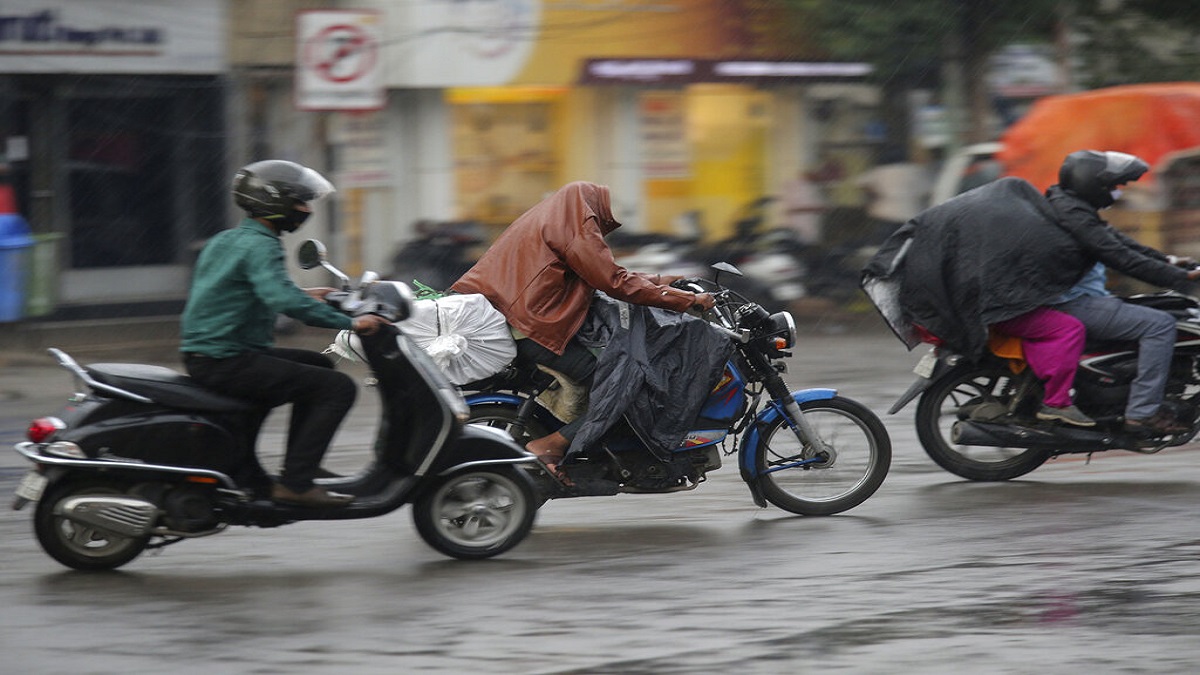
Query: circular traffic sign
[{"left": 304, "top": 23, "right": 378, "bottom": 84}]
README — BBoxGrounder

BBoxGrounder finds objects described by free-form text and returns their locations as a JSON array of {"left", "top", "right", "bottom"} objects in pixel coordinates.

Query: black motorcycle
[
  {"left": 893, "top": 292, "right": 1200, "bottom": 481},
  {"left": 10, "top": 240, "right": 540, "bottom": 570}
]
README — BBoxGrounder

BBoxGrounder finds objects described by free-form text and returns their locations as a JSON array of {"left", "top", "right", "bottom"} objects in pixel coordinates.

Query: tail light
[
  {"left": 27, "top": 417, "right": 65, "bottom": 444},
  {"left": 913, "top": 324, "right": 945, "bottom": 347}
]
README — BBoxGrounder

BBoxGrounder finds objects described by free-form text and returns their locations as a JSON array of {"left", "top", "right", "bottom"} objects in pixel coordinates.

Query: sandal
[{"left": 533, "top": 452, "right": 575, "bottom": 487}]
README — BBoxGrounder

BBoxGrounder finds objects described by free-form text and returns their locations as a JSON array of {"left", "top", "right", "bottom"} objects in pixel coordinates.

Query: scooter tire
[
  {"left": 412, "top": 467, "right": 538, "bottom": 560},
  {"left": 33, "top": 478, "right": 150, "bottom": 571}
]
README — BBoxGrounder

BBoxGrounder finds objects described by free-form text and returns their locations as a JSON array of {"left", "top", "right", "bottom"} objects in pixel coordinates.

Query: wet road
[{"left": 3, "top": 326, "right": 1200, "bottom": 673}]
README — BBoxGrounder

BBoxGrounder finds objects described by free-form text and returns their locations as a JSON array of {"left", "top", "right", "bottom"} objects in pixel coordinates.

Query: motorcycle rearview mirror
[
  {"left": 711, "top": 261, "right": 743, "bottom": 285},
  {"left": 297, "top": 239, "right": 352, "bottom": 290}
]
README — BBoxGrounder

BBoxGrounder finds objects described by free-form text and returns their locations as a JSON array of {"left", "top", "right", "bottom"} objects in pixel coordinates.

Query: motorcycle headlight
[{"left": 764, "top": 311, "right": 796, "bottom": 350}]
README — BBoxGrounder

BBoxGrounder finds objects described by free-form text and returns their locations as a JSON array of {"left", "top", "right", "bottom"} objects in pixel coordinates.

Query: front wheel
[
  {"left": 412, "top": 468, "right": 538, "bottom": 560},
  {"left": 915, "top": 363, "right": 1051, "bottom": 481},
  {"left": 33, "top": 478, "right": 150, "bottom": 571},
  {"left": 754, "top": 396, "right": 891, "bottom": 515}
]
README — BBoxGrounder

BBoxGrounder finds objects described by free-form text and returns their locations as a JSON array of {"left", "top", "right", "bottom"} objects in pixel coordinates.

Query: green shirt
[{"left": 180, "top": 219, "right": 353, "bottom": 358}]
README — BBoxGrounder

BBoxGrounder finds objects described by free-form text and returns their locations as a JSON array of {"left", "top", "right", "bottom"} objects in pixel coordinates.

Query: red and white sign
[{"left": 296, "top": 10, "right": 384, "bottom": 111}]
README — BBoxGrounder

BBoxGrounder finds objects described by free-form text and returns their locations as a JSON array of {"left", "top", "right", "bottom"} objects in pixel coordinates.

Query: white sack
[{"left": 328, "top": 293, "right": 516, "bottom": 385}]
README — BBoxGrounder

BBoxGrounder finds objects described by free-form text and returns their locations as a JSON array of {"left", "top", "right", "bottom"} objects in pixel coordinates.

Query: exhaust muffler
[
  {"left": 951, "top": 420, "right": 1116, "bottom": 449},
  {"left": 54, "top": 496, "right": 159, "bottom": 538}
]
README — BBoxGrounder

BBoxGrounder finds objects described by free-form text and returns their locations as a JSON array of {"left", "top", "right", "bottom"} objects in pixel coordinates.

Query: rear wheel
[
  {"left": 915, "top": 363, "right": 1051, "bottom": 481},
  {"left": 467, "top": 403, "right": 550, "bottom": 447},
  {"left": 34, "top": 479, "right": 150, "bottom": 571},
  {"left": 412, "top": 468, "right": 537, "bottom": 559},
  {"left": 755, "top": 396, "right": 891, "bottom": 515}
]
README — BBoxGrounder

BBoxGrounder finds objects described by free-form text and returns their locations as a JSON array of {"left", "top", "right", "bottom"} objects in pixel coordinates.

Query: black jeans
[{"left": 184, "top": 348, "right": 356, "bottom": 492}]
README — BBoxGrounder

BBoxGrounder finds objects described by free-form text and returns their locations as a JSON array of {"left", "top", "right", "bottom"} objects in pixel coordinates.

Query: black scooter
[{"left": 10, "top": 240, "right": 539, "bottom": 570}]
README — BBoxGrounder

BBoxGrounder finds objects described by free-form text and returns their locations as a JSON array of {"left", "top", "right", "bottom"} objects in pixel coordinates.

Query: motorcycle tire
[
  {"left": 755, "top": 396, "right": 891, "bottom": 516},
  {"left": 412, "top": 467, "right": 538, "bottom": 560},
  {"left": 915, "top": 362, "right": 1052, "bottom": 481},
  {"left": 33, "top": 478, "right": 150, "bottom": 571}
]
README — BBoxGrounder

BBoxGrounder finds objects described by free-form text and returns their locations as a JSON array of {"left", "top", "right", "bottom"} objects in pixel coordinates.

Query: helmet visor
[
  {"left": 288, "top": 167, "right": 336, "bottom": 203},
  {"left": 1102, "top": 151, "right": 1149, "bottom": 186}
]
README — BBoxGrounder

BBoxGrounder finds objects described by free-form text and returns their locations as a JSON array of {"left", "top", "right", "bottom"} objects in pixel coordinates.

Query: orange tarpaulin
[{"left": 998, "top": 83, "right": 1200, "bottom": 191}]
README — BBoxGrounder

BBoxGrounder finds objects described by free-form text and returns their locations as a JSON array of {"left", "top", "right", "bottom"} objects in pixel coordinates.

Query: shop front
[
  {"left": 354, "top": 0, "right": 876, "bottom": 268},
  {"left": 0, "top": 0, "right": 226, "bottom": 313}
]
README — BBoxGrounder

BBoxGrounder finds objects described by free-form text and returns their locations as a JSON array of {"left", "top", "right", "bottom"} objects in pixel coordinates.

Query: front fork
[{"left": 763, "top": 373, "right": 832, "bottom": 462}]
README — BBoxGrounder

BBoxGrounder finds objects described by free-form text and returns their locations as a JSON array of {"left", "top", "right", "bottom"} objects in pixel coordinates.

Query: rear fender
[
  {"left": 889, "top": 353, "right": 958, "bottom": 414},
  {"left": 463, "top": 392, "right": 565, "bottom": 432}
]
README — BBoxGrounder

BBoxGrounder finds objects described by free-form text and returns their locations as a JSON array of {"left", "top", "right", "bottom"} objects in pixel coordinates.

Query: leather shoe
[
  {"left": 1124, "top": 410, "right": 1190, "bottom": 438},
  {"left": 271, "top": 484, "right": 354, "bottom": 508}
]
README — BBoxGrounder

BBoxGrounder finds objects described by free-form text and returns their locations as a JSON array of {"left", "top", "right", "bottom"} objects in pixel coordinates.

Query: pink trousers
[{"left": 991, "top": 307, "right": 1085, "bottom": 408}]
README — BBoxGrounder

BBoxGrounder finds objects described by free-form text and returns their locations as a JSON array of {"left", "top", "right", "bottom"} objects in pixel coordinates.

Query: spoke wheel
[
  {"left": 467, "top": 403, "right": 550, "bottom": 447},
  {"left": 755, "top": 396, "right": 891, "bottom": 515},
  {"left": 915, "top": 363, "right": 1051, "bottom": 481}
]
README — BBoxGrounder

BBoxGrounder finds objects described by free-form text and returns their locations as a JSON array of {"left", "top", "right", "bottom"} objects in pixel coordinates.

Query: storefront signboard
[
  {"left": 0, "top": 0, "right": 223, "bottom": 73},
  {"left": 581, "top": 59, "right": 871, "bottom": 85},
  {"left": 639, "top": 92, "right": 689, "bottom": 179},
  {"left": 331, "top": 111, "right": 394, "bottom": 188}
]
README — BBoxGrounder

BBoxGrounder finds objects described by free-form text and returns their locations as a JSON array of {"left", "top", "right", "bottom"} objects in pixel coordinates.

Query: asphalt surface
[{"left": 3, "top": 319, "right": 1200, "bottom": 673}]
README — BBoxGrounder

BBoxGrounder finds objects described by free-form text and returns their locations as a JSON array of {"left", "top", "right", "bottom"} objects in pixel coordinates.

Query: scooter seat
[{"left": 86, "top": 363, "right": 255, "bottom": 413}]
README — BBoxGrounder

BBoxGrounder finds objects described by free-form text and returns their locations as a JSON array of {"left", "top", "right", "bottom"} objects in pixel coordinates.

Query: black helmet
[
  {"left": 1057, "top": 150, "right": 1149, "bottom": 209},
  {"left": 232, "top": 160, "right": 334, "bottom": 229}
]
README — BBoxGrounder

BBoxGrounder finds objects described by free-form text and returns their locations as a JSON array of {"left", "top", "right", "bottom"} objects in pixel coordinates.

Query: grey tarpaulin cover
[
  {"left": 566, "top": 294, "right": 734, "bottom": 459},
  {"left": 861, "top": 177, "right": 1080, "bottom": 359}
]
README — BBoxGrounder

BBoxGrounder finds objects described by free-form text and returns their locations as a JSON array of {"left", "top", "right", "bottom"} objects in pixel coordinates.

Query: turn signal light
[{"left": 27, "top": 417, "right": 66, "bottom": 444}]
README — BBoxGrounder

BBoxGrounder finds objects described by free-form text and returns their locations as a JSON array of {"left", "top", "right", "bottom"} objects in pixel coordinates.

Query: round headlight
[{"left": 779, "top": 311, "right": 797, "bottom": 349}]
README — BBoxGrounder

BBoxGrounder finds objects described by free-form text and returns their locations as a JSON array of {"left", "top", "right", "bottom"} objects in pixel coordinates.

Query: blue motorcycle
[{"left": 462, "top": 263, "right": 891, "bottom": 515}]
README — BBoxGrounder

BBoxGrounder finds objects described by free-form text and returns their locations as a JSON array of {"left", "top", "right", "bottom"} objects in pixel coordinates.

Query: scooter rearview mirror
[
  {"left": 297, "top": 240, "right": 326, "bottom": 270},
  {"left": 298, "top": 239, "right": 352, "bottom": 290}
]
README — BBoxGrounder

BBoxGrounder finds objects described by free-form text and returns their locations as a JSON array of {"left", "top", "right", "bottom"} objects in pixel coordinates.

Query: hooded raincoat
[{"left": 452, "top": 181, "right": 701, "bottom": 355}]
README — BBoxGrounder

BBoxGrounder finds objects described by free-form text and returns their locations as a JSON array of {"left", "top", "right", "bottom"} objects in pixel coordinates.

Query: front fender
[
  {"left": 738, "top": 387, "right": 836, "bottom": 478},
  {"left": 430, "top": 424, "right": 537, "bottom": 476}
]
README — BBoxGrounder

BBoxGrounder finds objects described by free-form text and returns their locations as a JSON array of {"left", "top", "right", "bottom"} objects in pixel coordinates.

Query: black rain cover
[
  {"left": 861, "top": 177, "right": 1079, "bottom": 359},
  {"left": 568, "top": 295, "right": 734, "bottom": 459}
]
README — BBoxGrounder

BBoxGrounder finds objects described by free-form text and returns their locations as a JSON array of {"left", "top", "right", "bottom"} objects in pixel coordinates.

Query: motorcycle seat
[{"left": 85, "top": 363, "right": 255, "bottom": 413}]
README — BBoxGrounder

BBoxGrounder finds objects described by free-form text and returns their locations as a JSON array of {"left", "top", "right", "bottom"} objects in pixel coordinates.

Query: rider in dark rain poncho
[{"left": 862, "top": 150, "right": 1200, "bottom": 436}]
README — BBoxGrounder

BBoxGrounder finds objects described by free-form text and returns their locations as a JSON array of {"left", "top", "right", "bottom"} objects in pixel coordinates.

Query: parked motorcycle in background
[{"left": 387, "top": 219, "right": 487, "bottom": 293}]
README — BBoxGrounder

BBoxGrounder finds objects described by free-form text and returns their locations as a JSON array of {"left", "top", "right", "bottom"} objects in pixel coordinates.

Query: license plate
[
  {"left": 14, "top": 471, "right": 48, "bottom": 503},
  {"left": 913, "top": 351, "right": 938, "bottom": 378}
]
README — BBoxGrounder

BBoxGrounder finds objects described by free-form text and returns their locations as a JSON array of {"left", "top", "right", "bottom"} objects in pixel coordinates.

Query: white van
[{"left": 930, "top": 142, "right": 1004, "bottom": 206}]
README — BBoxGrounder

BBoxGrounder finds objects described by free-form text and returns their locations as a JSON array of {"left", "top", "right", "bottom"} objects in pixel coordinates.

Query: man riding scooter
[{"left": 180, "top": 160, "right": 390, "bottom": 507}]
